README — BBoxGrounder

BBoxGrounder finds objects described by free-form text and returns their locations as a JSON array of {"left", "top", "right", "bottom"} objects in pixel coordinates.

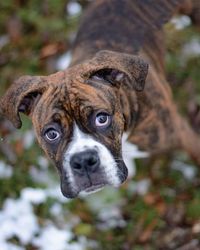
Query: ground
[{"left": 0, "top": 1, "right": 200, "bottom": 249}]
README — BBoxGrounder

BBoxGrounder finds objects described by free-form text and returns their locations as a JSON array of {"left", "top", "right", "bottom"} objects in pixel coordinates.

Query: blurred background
[{"left": 0, "top": 1, "right": 200, "bottom": 249}]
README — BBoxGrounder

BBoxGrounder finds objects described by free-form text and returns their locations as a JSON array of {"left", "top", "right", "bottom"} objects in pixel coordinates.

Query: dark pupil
[
  {"left": 47, "top": 129, "right": 57, "bottom": 140},
  {"left": 98, "top": 115, "right": 107, "bottom": 123}
]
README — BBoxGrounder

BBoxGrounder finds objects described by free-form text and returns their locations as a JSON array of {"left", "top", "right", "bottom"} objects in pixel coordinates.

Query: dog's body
[
  {"left": 72, "top": 0, "right": 200, "bottom": 156},
  {"left": 1, "top": 0, "right": 200, "bottom": 198}
]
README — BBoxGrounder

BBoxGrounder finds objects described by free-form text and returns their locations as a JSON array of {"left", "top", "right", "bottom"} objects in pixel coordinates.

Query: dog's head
[{"left": 0, "top": 50, "right": 148, "bottom": 198}]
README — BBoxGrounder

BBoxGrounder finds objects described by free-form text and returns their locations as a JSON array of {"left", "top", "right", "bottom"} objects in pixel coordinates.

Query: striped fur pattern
[{"left": 1, "top": 0, "right": 200, "bottom": 198}]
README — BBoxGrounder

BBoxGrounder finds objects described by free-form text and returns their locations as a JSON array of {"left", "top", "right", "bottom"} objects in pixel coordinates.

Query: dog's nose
[{"left": 70, "top": 150, "right": 100, "bottom": 175}]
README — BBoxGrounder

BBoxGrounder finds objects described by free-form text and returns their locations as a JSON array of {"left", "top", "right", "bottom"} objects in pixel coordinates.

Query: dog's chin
[
  {"left": 82, "top": 183, "right": 105, "bottom": 193},
  {"left": 60, "top": 182, "right": 106, "bottom": 199}
]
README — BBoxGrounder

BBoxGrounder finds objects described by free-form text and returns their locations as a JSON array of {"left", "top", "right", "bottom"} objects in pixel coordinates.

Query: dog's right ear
[
  {"left": 0, "top": 75, "right": 46, "bottom": 129},
  {"left": 83, "top": 50, "right": 148, "bottom": 91}
]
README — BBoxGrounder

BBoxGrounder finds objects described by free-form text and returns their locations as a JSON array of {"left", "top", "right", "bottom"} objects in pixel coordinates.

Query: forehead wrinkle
[
  {"left": 41, "top": 88, "right": 61, "bottom": 120},
  {"left": 35, "top": 86, "right": 70, "bottom": 130},
  {"left": 73, "top": 82, "right": 116, "bottom": 111}
]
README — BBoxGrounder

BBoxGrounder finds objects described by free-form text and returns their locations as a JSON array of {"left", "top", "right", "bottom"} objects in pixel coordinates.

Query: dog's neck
[
  {"left": 70, "top": 0, "right": 181, "bottom": 68},
  {"left": 70, "top": 0, "right": 137, "bottom": 65}
]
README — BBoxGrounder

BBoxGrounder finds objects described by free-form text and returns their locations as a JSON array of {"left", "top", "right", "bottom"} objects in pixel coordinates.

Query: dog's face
[{"left": 0, "top": 50, "right": 148, "bottom": 198}]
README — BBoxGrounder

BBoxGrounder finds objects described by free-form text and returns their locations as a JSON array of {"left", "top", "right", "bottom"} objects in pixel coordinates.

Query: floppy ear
[
  {"left": 85, "top": 50, "right": 148, "bottom": 91},
  {"left": 0, "top": 75, "right": 46, "bottom": 129}
]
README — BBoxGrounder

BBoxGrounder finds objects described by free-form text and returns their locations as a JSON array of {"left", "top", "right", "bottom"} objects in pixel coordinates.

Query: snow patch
[
  {"left": 181, "top": 38, "right": 200, "bottom": 61},
  {"left": 29, "top": 165, "right": 53, "bottom": 185},
  {"left": 171, "top": 160, "right": 197, "bottom": 180},
  {"left": 128, "top": 179, "right": 151, "bottom": 196},
  {"left": 97, "top": 206, "right": 126, "bottom": 230},
  {"left": 23, "top": 130, "right": 35, "bottom": 149},
  {"left": 0, "top": 161, "right": 13, "bottom": 179},
  {"left": 33, "top": 224, "right": 72, "bottom": 250},
  {"left": 37, "top": 156, "right": 49, "bottom": 169},
  {"left": 56, "top": 51, "right": 72, "bottom": 70},
  {"left": 0, "top": 198, "right": 39, "bottom": 244},
  {"left": 21, "top": 187, "right": 47, "bottom": 204},
  {"left": 50, "top": 203, "right": 63, "bottom": 216},
  {"left": 171, "top": 15, "right": 191, "bottom": 30},
  {"left": 67, "top": 2, "right": 82, "bottom": 16},
  {"left": 0, "top": 241, "right": 25, "bottom": 250},
  {"left": 122, "top": 133, "right": 149, "bottom": 178},
  {"left": 0, "top": 35, "right": 9, "bottom": 50}
]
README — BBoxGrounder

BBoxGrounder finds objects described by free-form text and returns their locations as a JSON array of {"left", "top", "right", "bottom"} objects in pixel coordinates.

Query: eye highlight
[
  {"left": 95, "top": 112, "right": 111, "bottom": 129},
  {"left": 45, "top": 128, "right": 60, "bottom": 142},
  {"left": 43, "top": 124, "right": 62, "bottom": 143}
]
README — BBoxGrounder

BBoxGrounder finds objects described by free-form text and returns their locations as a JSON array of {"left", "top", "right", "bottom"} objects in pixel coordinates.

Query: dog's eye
[
  {"left": 44, "top": 128, "right": 60, "bottom": 142},
  {"left": 95, "top": 113, "right": 111, "bottom": 128}
]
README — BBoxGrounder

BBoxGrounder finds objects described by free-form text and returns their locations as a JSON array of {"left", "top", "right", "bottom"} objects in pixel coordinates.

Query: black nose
[{"left": 70, "top": 150, "right": 100, "bottom": 175}]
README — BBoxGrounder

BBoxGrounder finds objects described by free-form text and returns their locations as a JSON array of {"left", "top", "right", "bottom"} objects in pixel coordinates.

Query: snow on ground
[
  {"left": 0, "top": 184, "right": 94, "bottom": 250},
  {"left": 0, "top": 242, "right": 24, "bottom": 250},
  {"left": 56, "top": 51, "right": 72, "bottom": 70},
  {"left": 67, "top": 2, "right": 82, "bottom": 17},
  {"left": 97, "top": 205, "right": 126, "bottom": 230},
  {"left": 127, "top": 179, "right": 151, "bottom": 196},
  {"left": 21, "top": 187, "right": 47, "bottom": 205},
  {"left": 22, "top": 130, "right": 35, "bottom": 149},
  {"left": 181, "top": 38, "right": 200, "bottom": 62},
  {"left": 85, "top": 187, "right": 127, "bottom": 230},
  {"left": 33, "top": 224, "right": 72, "bottom": 250},
  {"left": 122, "top": 133, "right": 149, "bottom": 178},
  {"left": 171, "top": 160, "right": 197, "bottom": 181},
  {"left": 0, "top": 161, "right": 13, "bottom": 179},
  {"left": 29, "top": 165, "right": 54, "bottom": 185},
  {"left": 0, "top": 35, "right": 9, "bottom": 50},
  {"left": 0, "top": 153, "right": 196, "bottom": 249},
  {"left": 171, "top": 15, "right": 191, "bottom": 30},
  {"left": 0, "top": 198, "right": 39, "bottom": 245},
  {"left": 37, "top": 156, "right": 49, "bottom": 170}
]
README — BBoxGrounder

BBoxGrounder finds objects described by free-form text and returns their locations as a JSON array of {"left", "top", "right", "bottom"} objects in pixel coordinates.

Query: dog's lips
[
  {"left": 83, "top": 183, "right": 105, "bottom": 193},
  {"left": 60, "top": 170, "right": 108, "bottom": 198}
]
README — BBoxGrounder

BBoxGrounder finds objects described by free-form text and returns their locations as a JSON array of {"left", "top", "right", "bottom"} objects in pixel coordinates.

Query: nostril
[
  {"left": 73, "top": 162, "right": 82, "bottom": 170},
  {"left": 87, "top": 155, "right": 100, "bottom": 173},
  {"left": 88, "top": 155, "right": 98, "bottom": 166},
  {"left": 70, "top": 155, "right": 84, "bottom": 174}
]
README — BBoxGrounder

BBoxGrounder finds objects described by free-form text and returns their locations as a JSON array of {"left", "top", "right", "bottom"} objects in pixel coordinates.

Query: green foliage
[{"left": 1, "top": 3, "right": 200, "bottom": 249}]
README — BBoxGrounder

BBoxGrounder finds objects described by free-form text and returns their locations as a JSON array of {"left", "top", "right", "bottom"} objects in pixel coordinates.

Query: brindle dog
[{"left": 0, "top": 0, "right": 200, "bottom": 198}]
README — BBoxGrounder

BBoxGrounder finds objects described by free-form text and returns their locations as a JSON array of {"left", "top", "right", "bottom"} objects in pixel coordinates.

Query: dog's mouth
[
  {"left": 60, "top": 176, "right": 108, "bottom": 198},
  {"left": 83, "top": 183, "right": 105, "bottom": 193}
]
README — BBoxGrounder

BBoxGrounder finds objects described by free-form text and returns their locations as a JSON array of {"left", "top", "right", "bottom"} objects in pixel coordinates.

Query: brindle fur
[
  {"left": 70, "top": 0, "right": 200, "bottom": 163},
  {"left": 1, "top": 0, "right": 200, "bottom": 174}
]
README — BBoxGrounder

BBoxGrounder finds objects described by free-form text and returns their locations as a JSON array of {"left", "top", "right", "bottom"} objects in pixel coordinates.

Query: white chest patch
[{"left": 122, "top": 133, "right": 149, "bottom": 178}]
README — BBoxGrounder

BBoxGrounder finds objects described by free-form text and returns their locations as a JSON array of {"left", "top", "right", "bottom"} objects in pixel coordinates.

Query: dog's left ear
[
  {"left": 86, "top": 50, "right": 148, "bottom": 91},
  {"left": 0, "top": 75, "right": 46, "bottom": 128}
]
